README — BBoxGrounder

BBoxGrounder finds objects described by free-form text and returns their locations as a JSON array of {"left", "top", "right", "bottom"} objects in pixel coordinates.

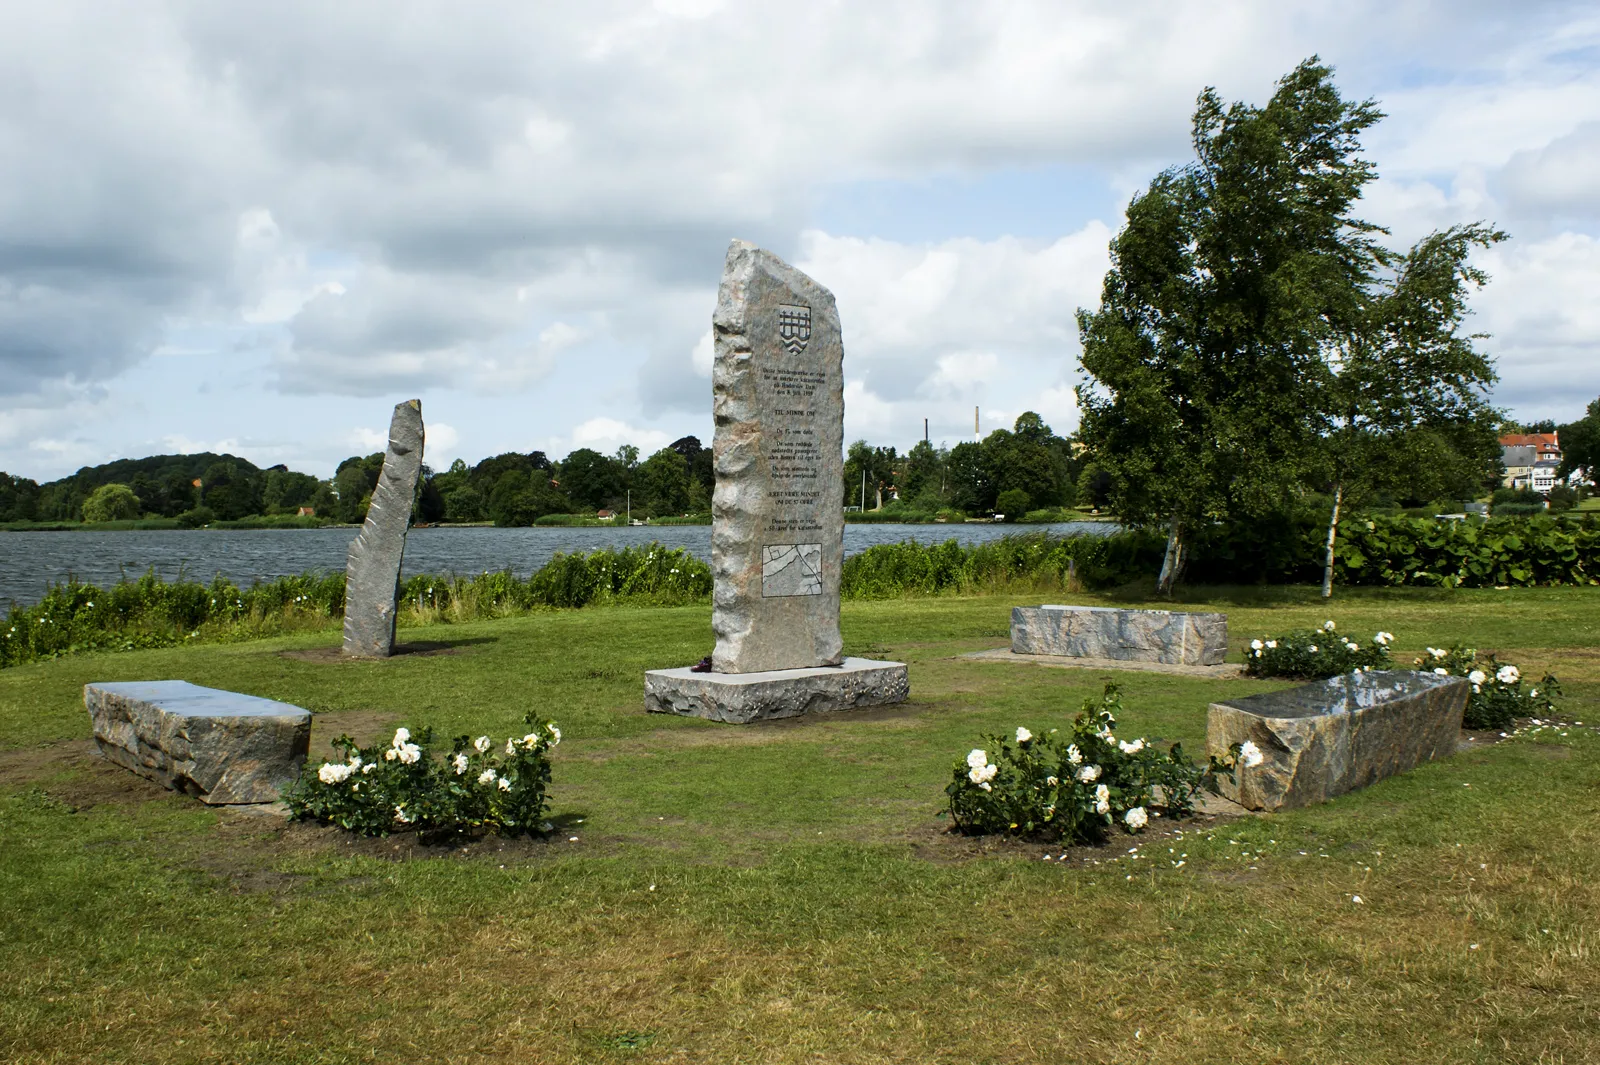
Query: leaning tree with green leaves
[
  {"left": 1077, "top": 58, "right": 1386, "bottom": 594},
  {"left": 1313, "top": 223, "right": 1507, "bottom": 596}
]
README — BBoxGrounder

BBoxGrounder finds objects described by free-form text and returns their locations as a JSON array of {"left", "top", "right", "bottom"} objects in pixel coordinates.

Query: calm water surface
[{"left": 0, "top": 522, "right": 1116, "bottom": 607}]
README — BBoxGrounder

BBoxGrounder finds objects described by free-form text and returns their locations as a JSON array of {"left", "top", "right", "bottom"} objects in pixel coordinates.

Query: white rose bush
[
  {"left": 287, "top": 713, "right": 561, "bottom": 837},
  {"left": 943, "top": 684, "right": 1235, "bottom": 843},
  {"left": 1244, "top": 621, "right": 1393, "bottom": 679},
  {"left": 1413, "top": 644, "right": 1560, "bottom": 729}
]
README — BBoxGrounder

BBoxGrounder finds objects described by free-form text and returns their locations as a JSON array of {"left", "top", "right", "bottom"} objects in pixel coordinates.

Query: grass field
[{"left": 2, "top": 585, "right": 1597, "bottom": 1063}]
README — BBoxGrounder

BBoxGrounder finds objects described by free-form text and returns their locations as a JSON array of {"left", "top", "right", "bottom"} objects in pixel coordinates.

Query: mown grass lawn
[{"left": 2, "top": 585, "right": 1597, "bottom": 1064}]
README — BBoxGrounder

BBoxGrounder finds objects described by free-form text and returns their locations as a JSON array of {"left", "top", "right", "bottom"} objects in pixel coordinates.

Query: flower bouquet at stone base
[
  {"left": 1244, "top": 620, "right": 1394, "bottom": 679},
  {"left": 1415, "top": 644, "right": 1560, "bottom": 730},
  {"left": 942, "top": 683, "right": 1245, "bottom": 845},
  {"left": 286, "top": 712, "right": 561, "bottom": 838}
]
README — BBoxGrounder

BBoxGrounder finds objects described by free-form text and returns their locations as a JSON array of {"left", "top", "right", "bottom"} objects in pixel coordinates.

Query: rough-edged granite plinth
[
  {"left": 645, "top": 658, "right": 909, "bottom": 724},
  {"left": 711, "top": 240, "right": 845, "bottom": 673},
  {"left": 1011, "top": 605, "right": 1227, "bottom": 666},
  {"left": 343, "top": 399, "right": 424, "bottom": 658},
  {"left": 1207, "top": 670, "right": 1468, "bottom": 811},
  {"left": 86, "top": 681, "right": 312, "bottom": 804}
]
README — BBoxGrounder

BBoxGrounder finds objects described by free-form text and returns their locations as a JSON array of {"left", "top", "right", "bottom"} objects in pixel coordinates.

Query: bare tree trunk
[
  {"left": 1321, "top": 482, "right": 1343, "bottom": 599},
  {"left": 1157, "top": 516, "right": 1184, "bottom": 597}
]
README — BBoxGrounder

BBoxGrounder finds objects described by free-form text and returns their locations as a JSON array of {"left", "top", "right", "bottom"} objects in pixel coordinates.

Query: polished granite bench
[
  {"left": 1207, "top": 670, "right": 1469, "bottom": 811},
  {"left": 86, "top": 680, "right": 312, "bottom": 804}
]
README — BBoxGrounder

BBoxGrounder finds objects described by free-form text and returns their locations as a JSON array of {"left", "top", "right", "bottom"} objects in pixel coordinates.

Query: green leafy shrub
[
  {"left": 286, "top": 716, "right": 559, "bottom": 837},
  {"left": 176, "top": 506, "right": 216, "bottom": 528},
  {"left": 1333, "top": 514, "right": 1600, "bottom": 587},
  {"left": 1243, "top": 620, "right": 1395, "bottom": 678},
  {"left": 81, "top": 483, "right": 142, "bottom": 523},
  {"left": 943, "top": 684, "right": 1230, "bottom": 842},
  {"left": 994, "top": 488, "right": 1031, "bottom": 520},
  {"left": 1412, "top": 644, "right": 1560, "bottom": 730}
]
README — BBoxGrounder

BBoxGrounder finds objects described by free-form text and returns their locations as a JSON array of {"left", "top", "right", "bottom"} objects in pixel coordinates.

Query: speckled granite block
[
  {"left": 1207, "top": 670, "right": 1468, "bottom": 811},
  {"left": 645, "top": 658, "right": 907, "bottom": 724},
  {"left": 1010, "top": 605, "right": 1227, "bottom": 666},
  {"left": 86, "top": 680, "right": 312, "bottom": 804}
]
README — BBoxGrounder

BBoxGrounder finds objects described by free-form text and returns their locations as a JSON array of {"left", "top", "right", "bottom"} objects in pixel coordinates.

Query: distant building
[
  {"left": 1499, "top": 432, "right": 1560, "bottom": 462},
  {"left": 1501, "top": 445, "right": 1537, "bottom": 490},
  {"left": 1531, "top": 461, "right": 1561, "bottom": 495},
  {"left": 296, "top": 506, "right": 316, "bottom": 517},
  {"left": 597, "top": 509, "right": 615, "bottom": 520}
]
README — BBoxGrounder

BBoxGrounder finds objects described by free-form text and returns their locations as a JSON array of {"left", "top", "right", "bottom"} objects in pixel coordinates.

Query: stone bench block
[
  {"left": 1011, "top": 605, "right": 1228, "bottom": 666},
  {"left": 1207, "top": 670, "right": 1468, "bottom": 811},
  {"left": 86, "top": 681, "right": 312, "bottom": 804},
  {"left": 645, "top": 657, "right": 908, "bottom": 724}
]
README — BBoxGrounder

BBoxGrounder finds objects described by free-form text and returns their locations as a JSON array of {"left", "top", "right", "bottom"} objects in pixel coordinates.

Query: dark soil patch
[{"left": 0, "top": 739, "right": 173, "bottom": 810}]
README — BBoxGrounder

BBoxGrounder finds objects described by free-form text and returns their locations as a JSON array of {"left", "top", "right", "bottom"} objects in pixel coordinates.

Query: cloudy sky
[{"left": 2, "top": 1, "right": 1597, "bottom": 481}]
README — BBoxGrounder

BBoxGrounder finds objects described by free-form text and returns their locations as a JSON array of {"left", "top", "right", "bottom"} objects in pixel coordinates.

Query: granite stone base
[
  {"left": 644, "top": 657, "right": 909, "bottom": 724},
  {"left": 86, "top": 680, "right": 313, "bottom": 804},
  {"left": 1207, "top": 670, "right": 1468, "bottom": 811},
  {"left": 1011, "top": 605, "right": 1228, "bottom": 666}
]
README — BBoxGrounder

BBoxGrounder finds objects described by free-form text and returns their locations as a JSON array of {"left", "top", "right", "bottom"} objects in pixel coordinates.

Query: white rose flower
[
  {"left": 978, "top": 781, "right": 992, "bottom": 792},
  {"left": 392, "top": 727, "right": 411, "bottom": 745},
  {"left": 1250, "top": 639, "right": 1263, "bottom": 651},
  {"left": 1045, "top": 776, "right": 1059, "bottom": 787},
  {"left": 395, "top": 804, "right": 414, "bottom": 824},
  {"left": 361, "top": 762, "right": 377, "bottom": 774},
  {"left": 1015, "top": 726, "right": 1033, "bottom": 744},
  {"left": 1346, "top": 642, "right": 1360, "bottom": 651},
  {"left": 1375, "top": 631, "right": 1393, "bottom": 646},
  {"left": 1124, "top": 807, "right": 1149, "bottom": 830},
  {"left": 1118, "top": 738, "right": 1145, "bottom": 755},
  {"left": 452, "top": 753, "right": 470, "bottom": 775},
  {"left": 383, "top": 748, "right": 398, "bottom": 762},
  {"left": 1497, "top": 665, "right": 1520, "bottom": 684},
  {"left": 523, "top": 732, "right": 541, "bottom": 749},
  {"left": 1076, "top": 765, "right": 1102, "bottom": 783},
  {"left": 1468, "top": 670, "right": 1486, "bottom": 685},
  {"left": 1266, "top": 640, "right": 1277, "bottom": 650},
  {"left": 506, "top": 738, "right": 516, "bottom": 755},
  {"left": 1309, "top": 645, "right": 1318, "bottom": 654},
  {"left": 966, "top": 749, "right": 988, "bottom": 770},
  {"left": 474, "top": 736, "right": 492, "bottom": 753},
  {"left": 318, "top": 762, "right": 352, "bottom": 784},
  {"left": 1094, "top": 783, "right": 1109, "bottom": 803},
  {"left": 1433, "top": 668, "right": 1449, "bottom": 676},
  {"left": 1323, "top": 620, "right": 1336, "bottom": 632},
  {"left": 478, "top": 769, "right": 498, "bottom": 786},
  {"left": 497, "top": 777, "right": 513, "bottom": 791},
  {"left": 1239, "top": 741, "right": 1264, "bottom": 768},
  {"left": 1066, "top": 745, "right": 1083, "bottom": 766},
  {"left": 548, "top": 726, "right": 561, "bottom": 745},
  {"left": 347, "top": 755, "right": 362, "bottom": 768},
  {"left": 397, "top": 743, "right": 422, "bottom": 764}
]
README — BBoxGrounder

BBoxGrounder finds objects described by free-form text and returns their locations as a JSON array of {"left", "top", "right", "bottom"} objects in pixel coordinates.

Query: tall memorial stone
[
  {"left": 644, "top": 241, "right": 907, "bottom": 722},
  {"left": 342, "top": 399, "right": 424, "bottom": 658}
]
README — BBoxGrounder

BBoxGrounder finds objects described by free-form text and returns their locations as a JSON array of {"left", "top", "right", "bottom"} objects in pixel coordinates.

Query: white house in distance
[{"left": 1500, "top": 432, "right": 1561, "bottom": 494}]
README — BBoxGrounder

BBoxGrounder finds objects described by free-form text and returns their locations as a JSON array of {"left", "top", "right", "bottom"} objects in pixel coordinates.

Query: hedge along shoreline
[{"left": 4, "top": 514, "right": 1598, "bottom": 669}]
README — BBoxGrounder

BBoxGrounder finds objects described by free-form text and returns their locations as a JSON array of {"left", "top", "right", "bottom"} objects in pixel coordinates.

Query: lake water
[{"left": 0, "top": 522, "right": 1116, "bottom": 607}]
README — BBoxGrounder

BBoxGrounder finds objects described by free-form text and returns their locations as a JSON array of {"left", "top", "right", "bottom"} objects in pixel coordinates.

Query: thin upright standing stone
[
  {"left": 711, "top": 240, "right": 844, "bottom": 673},
  {"left": 342, "top": 399, "right": 424, "bottom": 658}
]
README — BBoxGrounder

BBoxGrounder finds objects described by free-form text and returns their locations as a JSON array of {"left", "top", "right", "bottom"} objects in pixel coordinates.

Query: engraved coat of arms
[{"left": 777, "top": 304, "right": 811, "bottom": 354}]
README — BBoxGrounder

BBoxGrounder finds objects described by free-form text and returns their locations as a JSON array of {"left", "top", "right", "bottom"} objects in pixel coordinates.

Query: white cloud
[
  {"left": 557, "top": 417, "right": 673, "bottom": 457},
  {"left": 1470, "top": 232, "right": 1600, "bottom": 418},
  {"left": 425, "top": 421, "right": 460, "bottom": 461}
]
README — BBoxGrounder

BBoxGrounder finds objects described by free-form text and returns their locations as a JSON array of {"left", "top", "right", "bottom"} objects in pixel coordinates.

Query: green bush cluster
[
  {"left": 840, "top": 531, "right": 1165, "bottom": 599},
  {"left": 1333, "top": 514, "right": 1600, "bottom": 588},
  {"left": 943, "top": 684, "right": 1229, "bottom": 842},
  {"left": 1243, "top": 620, "right": 1395, "bottom": 678},
  {"left": 285, "top": 717, "right": 558, "bottom": 838},
  {"left": 1412, "top": 644, "right": 1561, "bottom": 730},
  {"left": 1, "top": 546, "right": 711, "bottom": 669}
]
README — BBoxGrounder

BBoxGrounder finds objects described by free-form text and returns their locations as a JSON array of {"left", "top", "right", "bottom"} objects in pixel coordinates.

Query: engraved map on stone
[
  {"left": 762, "top": 543, "right": 823, "bottom": 597},
  {"left": 777, "top": 304, "right": 811, "bottom": 354}
]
